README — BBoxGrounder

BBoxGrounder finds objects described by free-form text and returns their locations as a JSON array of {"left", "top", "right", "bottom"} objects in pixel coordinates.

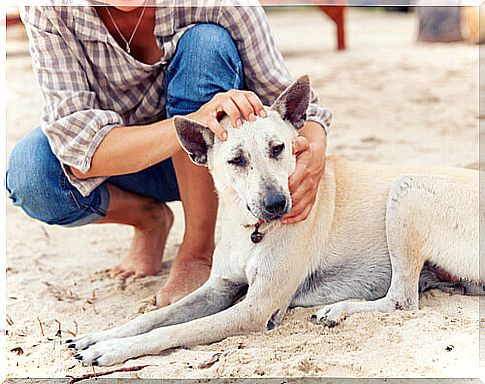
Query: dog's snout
[{"left": 263, "top": 193, "right": 287, "bottom": 219}]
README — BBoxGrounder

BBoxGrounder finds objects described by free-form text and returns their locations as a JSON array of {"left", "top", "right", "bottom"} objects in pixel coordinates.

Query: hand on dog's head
[
  {"left": 173, "top": 75, "right": 311, "bottom": 222},
  {"left": 174, "top": 75, "right": 311, "bottom": 166}
]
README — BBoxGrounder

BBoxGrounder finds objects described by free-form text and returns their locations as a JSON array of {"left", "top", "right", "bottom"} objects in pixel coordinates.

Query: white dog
[{"left": 68, "top": 75, "right": 482, "bottom": 366}]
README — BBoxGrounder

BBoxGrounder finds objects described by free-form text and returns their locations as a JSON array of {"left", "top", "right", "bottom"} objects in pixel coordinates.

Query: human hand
[
  {"left": 282, "top": 133, "right": 327, "bottom": 224},
  {"left": 187, "top": 90, "right": 267, "bottom": 140}
]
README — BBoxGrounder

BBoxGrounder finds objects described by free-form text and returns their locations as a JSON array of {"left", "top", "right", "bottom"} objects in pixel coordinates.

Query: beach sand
[{"left": 5, "top": 7, "right": 483, "bottom": 379}]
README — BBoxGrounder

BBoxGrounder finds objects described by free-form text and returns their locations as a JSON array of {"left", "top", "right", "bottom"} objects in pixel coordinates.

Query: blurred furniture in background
[
  {"left": 417, "top": 6, "right": 462, "bottom": 42},
  {"left": 417, "top": 3, "right": 483, "bottom": 44},
  {"left": 461, "top": 6, "right": 484, "bottom": 44},
  {"left": 260, "top": 0, "right": 346, "bottom": 50},
  {"left": 317, "top": 5, "right": 346, "bottom": 50}
]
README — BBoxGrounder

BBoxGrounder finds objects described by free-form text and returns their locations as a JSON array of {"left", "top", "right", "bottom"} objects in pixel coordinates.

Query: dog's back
[
  {"left": 330, "top": 156, "right": 479, "bottom": 277},
  {"left": 291, "top": 156, "right": 480, "bottom": 307}
]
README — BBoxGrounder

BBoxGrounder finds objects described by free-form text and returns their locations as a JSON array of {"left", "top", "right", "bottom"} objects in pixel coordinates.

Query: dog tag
[{"left": 250, "top": 223, "right": 264, "bottom": 244}]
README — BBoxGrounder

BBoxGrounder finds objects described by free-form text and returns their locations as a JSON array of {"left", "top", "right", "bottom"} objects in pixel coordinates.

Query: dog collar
[{"left": 242, "top": 219, "right": 266, "bottom": 244}]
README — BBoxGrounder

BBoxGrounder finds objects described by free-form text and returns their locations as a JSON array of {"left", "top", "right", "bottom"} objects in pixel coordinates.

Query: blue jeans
[{"left": 6, "top": 24, "right": 243, "bottom": 226}]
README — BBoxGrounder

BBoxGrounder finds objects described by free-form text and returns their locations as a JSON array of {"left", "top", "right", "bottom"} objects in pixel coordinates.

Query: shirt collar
[
  {"left": 71, "top": 5, "right": 109, "bottom": 43},
  {"left": 71, "top": 3, "right": 176, "bottom": 43},
  {"left": 154, "top": 0, "right": 175, "bottom": 38}
]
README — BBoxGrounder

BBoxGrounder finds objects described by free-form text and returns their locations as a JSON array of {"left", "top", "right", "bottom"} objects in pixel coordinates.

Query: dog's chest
[
  {"left": 212, "top": 225, "right": 265, "bottom": 283},
  {"left": 235, "top": 225, "right": 313, "bottom": 285},
  {"left": 235, "top": 233, "right": 266, "bottom": 283}
]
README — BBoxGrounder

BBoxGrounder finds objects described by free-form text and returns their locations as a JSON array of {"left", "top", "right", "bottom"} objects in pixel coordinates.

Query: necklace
[{"left": 105, "top": 5, "right": 147, "bottom": 54}]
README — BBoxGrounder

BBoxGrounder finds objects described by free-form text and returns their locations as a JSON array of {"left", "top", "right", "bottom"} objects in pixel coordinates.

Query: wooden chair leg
[
  {"left": 7, "top": 14, "right": 22, "bottom": 28},
  {"left": 319, "top": 6, "right": 346, "bottom": 51},
  {"left": 336, "top": 8, "right": 345, "bottom": 50}
]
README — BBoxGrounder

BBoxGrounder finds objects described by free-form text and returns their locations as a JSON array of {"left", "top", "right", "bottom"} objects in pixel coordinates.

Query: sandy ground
[{"left": 5, "top": 7, "right": 483, "bottom": 380}]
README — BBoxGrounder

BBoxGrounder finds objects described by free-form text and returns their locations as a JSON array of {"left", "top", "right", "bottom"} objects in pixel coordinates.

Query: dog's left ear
[
  {"left": 174, "top": 116, "right": 214, "bottom": 166},
  {"left": 271, "top": 75, "right": 311, "bottom": 130}
]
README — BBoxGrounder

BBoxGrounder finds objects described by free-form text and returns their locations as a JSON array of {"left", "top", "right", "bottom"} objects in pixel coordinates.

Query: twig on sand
[
  {"left": 85, "top": 289, "right": 99, "bottom": 314},
  {"left": 43, "top": 281, "right": 80, "bottom": 302},
  {"left": 52, "top": 319, "right": 63, "bottom": 351},
  {"left": 36, "top": 317, "right": 45, "bottom": 337},
  {"left": 6, "top": 314, "right": 14, "bottom": 326},
  {"left": 66, "top": 320, "right": 78, "bottom": 337},
  {"left": 66, "top": 365, "right": 152, "bottom": 383},
  {"left": 54, "top": 319, "right": 62, "bottom": 338}
]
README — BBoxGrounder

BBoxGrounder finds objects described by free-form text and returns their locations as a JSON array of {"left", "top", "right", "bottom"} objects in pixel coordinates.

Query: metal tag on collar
[{"left": 250, "top": 222, "right": 264, "bottom": 244}]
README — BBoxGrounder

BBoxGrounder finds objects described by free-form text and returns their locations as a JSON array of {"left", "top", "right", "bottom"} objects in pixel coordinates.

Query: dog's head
[{"left": 174, "top": 75, "right": 311, "bottom": 222}]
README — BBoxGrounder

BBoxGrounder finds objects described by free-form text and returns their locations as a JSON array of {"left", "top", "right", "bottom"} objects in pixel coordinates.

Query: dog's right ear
[
  {"left": 271, "top": 75, "right": 311, "bottom": 130},
  {"left": 174, "top": 116, "right": 214, "bottom": 166}
]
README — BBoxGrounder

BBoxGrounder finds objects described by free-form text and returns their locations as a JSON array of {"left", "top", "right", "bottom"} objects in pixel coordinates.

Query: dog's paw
[
  {"left": 73, "top": 338, "right": 133, "bottom": 366},
  {"left": 312, "top": 302, "right": 349, "bottom": 327},
  {"left": 66, "top": 331, "right": 110, "bottom": 351}
]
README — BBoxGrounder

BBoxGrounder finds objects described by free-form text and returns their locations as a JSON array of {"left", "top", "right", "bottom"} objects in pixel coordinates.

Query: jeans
[{"left": 6, "top": 23, "right": 243, "bottom": 226}]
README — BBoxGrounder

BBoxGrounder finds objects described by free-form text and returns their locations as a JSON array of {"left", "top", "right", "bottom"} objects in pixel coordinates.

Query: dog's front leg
[
  {"left": 68, "top": 276, "right": 246, "bottom": 351},
  {"left": 76, "top": 259, "right": 306, "bottom": 366}
]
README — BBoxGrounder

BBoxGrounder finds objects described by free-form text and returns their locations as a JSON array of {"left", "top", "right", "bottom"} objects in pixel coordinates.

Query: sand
[{"left": 5, "top": 7, "right": 483, "bottom": 380}]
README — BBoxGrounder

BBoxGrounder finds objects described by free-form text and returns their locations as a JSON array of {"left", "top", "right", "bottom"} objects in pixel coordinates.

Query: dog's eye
[
  {"left": 270, "top": 143, "right": 285, "bottom": 158},
  {"left": 227, "top": 154, "right": 247, "bottom": 167}
]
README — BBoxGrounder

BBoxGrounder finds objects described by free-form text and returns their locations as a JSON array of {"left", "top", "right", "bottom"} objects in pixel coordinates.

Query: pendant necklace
[{"left": 105, "top": 5, "right": 147, "bottom": 54}]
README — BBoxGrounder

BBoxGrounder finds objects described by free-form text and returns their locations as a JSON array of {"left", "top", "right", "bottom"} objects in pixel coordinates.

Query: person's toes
[
  {"left": 119, "top": 270, "right": 135, "bottom": 279},
  {"left": 155, "top": 288, "right": 172, "bottom": 308},
  {"left": 109, "top": 267, "right": 120, "bottom": 278},
  {"left": 111, "top": 268, "right": 126, "bottom": 278}
]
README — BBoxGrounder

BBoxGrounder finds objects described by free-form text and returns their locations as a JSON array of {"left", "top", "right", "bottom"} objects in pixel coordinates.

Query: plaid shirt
[{"left": 21, "top": 3, "right": 332, "bottom": 197}]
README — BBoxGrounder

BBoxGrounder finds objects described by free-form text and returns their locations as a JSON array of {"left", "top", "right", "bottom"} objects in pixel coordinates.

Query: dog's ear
[
  {"left": 271, "top": 75, "right": 311, "bottom": 130},
  {"left": 174, "top": 116, "right": 214, "bottom": 166}
]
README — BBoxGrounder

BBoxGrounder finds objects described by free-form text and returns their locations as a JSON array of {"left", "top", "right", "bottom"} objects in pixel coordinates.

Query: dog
[{"left": 67, "top": 75, "right": 483, "bottom": 366}]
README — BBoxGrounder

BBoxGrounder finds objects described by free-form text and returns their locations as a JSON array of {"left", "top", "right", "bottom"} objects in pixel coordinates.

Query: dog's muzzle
[{"left": 262, "top": 193, "right": 288, "bottom": 220}]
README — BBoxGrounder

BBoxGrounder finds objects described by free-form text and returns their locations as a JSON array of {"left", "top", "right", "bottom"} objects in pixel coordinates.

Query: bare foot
[
  {"left": 155, "top": 248, "right": 213, "bottom": 307},
  {"left": 111, "top": 202, "right": 174, "bottom": 278}
]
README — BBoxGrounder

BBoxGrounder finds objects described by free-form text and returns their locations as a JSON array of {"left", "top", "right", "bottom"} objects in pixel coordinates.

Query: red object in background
[
  {"left": 7, "top": 14, "right": 22, "bottom": 27},
  {"left": 6, "top": 7, "right": 22, "bottom": 28},
  {"left": 318, "top": 6, "right": 346, "bottom": 50},
  {"left": 259, "top": 0, "right": 346, "bottom": 51}
]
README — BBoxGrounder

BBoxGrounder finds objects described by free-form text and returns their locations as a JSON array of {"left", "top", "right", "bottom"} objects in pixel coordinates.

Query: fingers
[
  {"left": 288, "top": 137, "right": 311, "bottom": 191},
  {"left": 220, "top": 95, "right": 242, "bottom": 128},
  {"left": 292, "top": 136, "right": 310, "bottom": 155},
  {"left": 241, "top": 91, "right": 267, "bottom": 118},
  {"left": 288, "top": 161, "right": 308, "bottom": 193},
  {"left": 282, "top": 137, "right": 326, "bottom": 224},
  {"left": 229, "top": 92, "right": 256, "bottom": 122},
  {"left": 206, "top": 117, "right": 227, "bottom": 141},
  {"left": 282, "top": 189, "right": 315, "bottom": 224},
  {"left": 191, "top": 90, "right": 267, "bottom": 142},
  {"left": 284, "top": 204, "right": 313, "bottom": 224},
  {"left": 220, "top": 90, "right": 267, "bottom": 126}
]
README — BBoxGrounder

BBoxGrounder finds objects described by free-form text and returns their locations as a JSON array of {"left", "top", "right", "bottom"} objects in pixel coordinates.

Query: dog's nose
[{"left": 263, "top": 193, "right": 287, "bottom": 218}]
